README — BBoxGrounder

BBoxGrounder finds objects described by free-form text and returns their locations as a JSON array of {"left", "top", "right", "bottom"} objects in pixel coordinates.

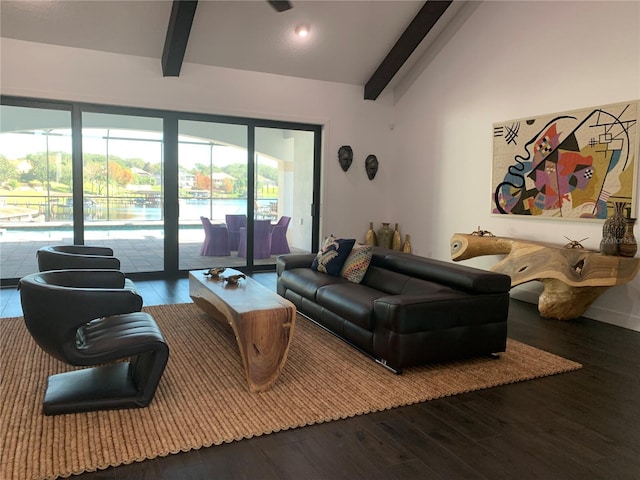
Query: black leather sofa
[{"left": 277, "top": 248, "right": 511, "bottom": 372}]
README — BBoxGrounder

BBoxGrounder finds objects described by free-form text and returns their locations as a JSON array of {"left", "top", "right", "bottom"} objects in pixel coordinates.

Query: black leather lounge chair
[
  {"left": 18, "top": 269, "right": 169, "bottom": 415},
  {"left": 36, "top": 245, "right": 121, "bottom": 271}
]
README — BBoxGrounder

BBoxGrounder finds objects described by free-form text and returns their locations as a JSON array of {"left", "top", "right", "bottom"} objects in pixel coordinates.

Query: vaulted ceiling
[{"left": 0, "top": 0, "right": 467, "bottom": 100}]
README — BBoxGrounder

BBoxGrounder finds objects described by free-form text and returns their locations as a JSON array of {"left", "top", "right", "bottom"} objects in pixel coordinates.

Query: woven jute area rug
[{"left": 1, "top": 303, "right": 582, "bottom": 480}]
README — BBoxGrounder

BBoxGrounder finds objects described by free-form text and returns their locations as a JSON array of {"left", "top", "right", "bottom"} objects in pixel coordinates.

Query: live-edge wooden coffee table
[{"left": 189, "top": 269, "right": 296, "bottom": 392}]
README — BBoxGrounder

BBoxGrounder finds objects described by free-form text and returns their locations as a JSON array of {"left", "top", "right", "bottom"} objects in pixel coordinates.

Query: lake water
[
  {"left": 61, "top": 198, "right": 272, "bottom": 222},
  {"left": 0, "top": 198, "right": 275, "bottom": 242}
]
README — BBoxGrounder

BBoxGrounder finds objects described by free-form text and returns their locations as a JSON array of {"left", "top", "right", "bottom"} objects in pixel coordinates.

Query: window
[{"left": 0, "top": 97, "right": 321, "bottom": 284}]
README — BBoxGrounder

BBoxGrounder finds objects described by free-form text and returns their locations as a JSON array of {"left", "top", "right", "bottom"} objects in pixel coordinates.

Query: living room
[
  {"left": 1, "top": 1, "right": 639, "bottom": 479},
  {"left": 2, "top": 0, "right": 637, "bottom": 330}
]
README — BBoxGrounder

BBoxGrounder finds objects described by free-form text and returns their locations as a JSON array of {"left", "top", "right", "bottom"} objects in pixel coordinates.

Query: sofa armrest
[
  {"left": 276, "top": 253, "right": 317, "bottom": 275},
  {"left": 374, "top": 292, "right": 509, "bottom": 334}
]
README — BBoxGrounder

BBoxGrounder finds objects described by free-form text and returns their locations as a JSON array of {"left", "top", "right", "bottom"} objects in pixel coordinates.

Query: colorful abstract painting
[{"left": 492, "top": 101, "right": 638, "bottom": 220}]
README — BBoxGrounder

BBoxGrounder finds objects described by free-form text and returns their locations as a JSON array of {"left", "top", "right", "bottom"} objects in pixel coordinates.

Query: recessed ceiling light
[{"left": 295, "top": 24, "right": 310, "bottom": 37}]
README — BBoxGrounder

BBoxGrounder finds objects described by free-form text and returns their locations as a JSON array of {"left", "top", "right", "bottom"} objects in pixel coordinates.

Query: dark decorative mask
[
  {"left": 338, "top": 145, "right": 353, "bottom": 172},
  {"left": 365, "top": 154, "right": 379, "bottom": 180}
]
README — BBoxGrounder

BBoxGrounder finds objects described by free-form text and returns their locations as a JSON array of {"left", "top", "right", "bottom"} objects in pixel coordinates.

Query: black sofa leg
[{"left": 488, "top": 353, "right": 501, "bottom": 360}]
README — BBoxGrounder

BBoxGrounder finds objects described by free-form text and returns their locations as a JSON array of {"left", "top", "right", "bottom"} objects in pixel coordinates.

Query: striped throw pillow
[{"left": 340, "top": 243, "right": 373, "bottom": 283}]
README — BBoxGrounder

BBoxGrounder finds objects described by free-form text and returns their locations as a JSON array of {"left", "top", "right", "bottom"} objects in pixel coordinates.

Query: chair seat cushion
[{"left": 75, "top": 312, "right": 166, "bottom": 365}]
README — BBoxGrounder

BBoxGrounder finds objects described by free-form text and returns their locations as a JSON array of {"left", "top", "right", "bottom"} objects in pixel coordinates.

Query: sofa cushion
[
  {"left": 311, "top": 236, "right": 356, "bottom": 276},
  {"left": 399, "top": 277, "right": 453, "bottom": 296},
  {"left": 340, "top": 243, "right": 373, "bottom": 284},
  {"left": 317, "top": 283, "right": 387, "bottom": 331},
  {"left": 279, "top": 268, "right": 349, "bottom": 301},
  {"left": 383, "top": 254, "right": 511, "bottom": 293},
  {"left": 360, "top": 266, "right": 410, "bottom": 295}
]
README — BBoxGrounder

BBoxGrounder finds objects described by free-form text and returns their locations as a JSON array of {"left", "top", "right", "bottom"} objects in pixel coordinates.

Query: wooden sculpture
[{"left": 450, "top": 233, "right": 640, "bottom": 320}]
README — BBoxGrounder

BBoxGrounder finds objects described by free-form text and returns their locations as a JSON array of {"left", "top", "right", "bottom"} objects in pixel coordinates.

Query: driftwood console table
[{"left": 450, "top": 233, "right": 640, "bottom": 320}]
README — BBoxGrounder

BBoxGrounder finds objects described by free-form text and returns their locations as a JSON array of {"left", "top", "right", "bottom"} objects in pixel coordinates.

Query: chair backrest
[
  {"left": 275, "top": 216, "right": 291, "bottom": 229},
  {"left": 200, "top": 216, "right": 213, "bottom": 232},
  {"left": 37, "top": 245, "right": 120, "bottom": 271},
  {"left": 225, "top": 214, "right": 247, "bottom": 232},
  {"left": 51, "top": 245, "right": 114, "bottom": 256},
  {"left": 18, "top": 270, "right": 143, "bottom": 365},
  {"left": 255, "top": 219, "right": 272, "bottom": 236}
]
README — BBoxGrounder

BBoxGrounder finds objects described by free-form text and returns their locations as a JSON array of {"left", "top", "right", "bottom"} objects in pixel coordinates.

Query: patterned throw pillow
[
  {"left": 311, "top": 236, "right": 356, "bottom": 276},
  {"left": 340, "top": 243, "right": 373, "bottom": 283}
]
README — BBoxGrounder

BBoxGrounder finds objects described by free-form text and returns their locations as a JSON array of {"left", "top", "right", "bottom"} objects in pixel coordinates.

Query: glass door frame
[
  {"left": 1, "top": 95, "right": 322, "bottom": 284},
  {"left": 173, "top": 112, "right": 322, "bottom": 272}
]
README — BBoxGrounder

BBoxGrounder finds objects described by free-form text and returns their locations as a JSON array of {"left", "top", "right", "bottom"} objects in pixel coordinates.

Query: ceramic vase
[
  {"left": 365, "top": 222, "right": 377, "bottom": 246},
  {"left": 600, "top": 202, "right": 627, "bottom": 255},
  {"left": 392, "top": 223, "right": 402, "bottom": 251},
  {"left": 377, "top": 223, "right": 393, "bottom": 249},
  {"left": 619, "top": 217, "right": 637, "bottom": 258},
  {"left": 402, "top": 234, "right": 412, "bottom": 253}
]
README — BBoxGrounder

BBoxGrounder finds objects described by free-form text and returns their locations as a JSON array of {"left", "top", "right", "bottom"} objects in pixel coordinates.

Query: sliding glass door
[
  {"left": 1, "top": 96, "right": 321, "bottom": 284},
  {"left": 253, "top": 126, "right": 315, "bottom": 263},
  {"left": 82, "top": 113, "right": 164, "bottom": 273},
  {"left": 177, "top": 122, "right": 316, "bottom": 270},
  {"left": 177, "top": 120, "right": 248, "bottom": 270},
  {"left": 0, "top": 103, "right": 73, "bottom": 279}
]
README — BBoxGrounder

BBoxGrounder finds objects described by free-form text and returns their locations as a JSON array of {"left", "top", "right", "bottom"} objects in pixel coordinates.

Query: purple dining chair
[
  {"left": 270, "top": 216, "right": 291, "bottom": 254},
  {"left": 237, "top": 220, "right": 272, "bottom": 259},
  {"left": 200, "top": 217, "right": 230, "bottom": 256},
  {"left": 225, "top": 214, "right": 247, "bottom": 251}
]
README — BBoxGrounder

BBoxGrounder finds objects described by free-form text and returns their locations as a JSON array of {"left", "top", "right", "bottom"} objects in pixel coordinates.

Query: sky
[{"left": 1, "top": 131, "right": 275, "bottom": 171}]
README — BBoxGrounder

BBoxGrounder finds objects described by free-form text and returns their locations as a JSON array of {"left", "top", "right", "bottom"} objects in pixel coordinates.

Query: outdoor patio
[{"left": 0, "top": 228, "right": 296, "bottom": 281}]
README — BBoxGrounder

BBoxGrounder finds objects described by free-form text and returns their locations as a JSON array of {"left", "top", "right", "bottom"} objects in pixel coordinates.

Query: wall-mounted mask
[
  {"left": 365, "top": 154, "right": 379, "bottom": 180},
  {"left": 338, "top": 145, "right": 353, "bottom": 172}
]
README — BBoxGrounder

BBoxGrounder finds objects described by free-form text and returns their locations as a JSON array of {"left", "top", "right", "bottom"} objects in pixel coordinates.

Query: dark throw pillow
[{"left": 311, "top": 235, "right": 356, "bottom": 276}]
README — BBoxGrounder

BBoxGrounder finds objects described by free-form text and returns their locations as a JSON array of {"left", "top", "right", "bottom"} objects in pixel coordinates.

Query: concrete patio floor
[{"left": 0, "top": 228, "right": 300, "bottom": 281}]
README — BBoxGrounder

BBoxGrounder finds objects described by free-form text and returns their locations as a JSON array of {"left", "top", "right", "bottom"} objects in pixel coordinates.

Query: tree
[
  {"left": 0, "top": 156, "right": 18, "bottom": 184},
  {"left": 258, "top": 164, "right": 278, "bottom": 182},
  {"left": 195, "top": 172, "right": 210, "bottom": 191},
  {"left": 84, "top": 161, "right": 107, "bottom": 195},
  {"left": 223, "top": 163, "right": 247, "bottom": 195},
  {"left": 108, "top": 160, "right": 133, "bottom": 187},
  {"left": 20, "top": 153, "right": 48, "bottom": 184},
  {"left": 144, "top": 162, "right": 162, "bottom": 176},
  {"left": 222, "top": 177, "right": 234, "bottom": 193},
  {"left": 194, "top": 163, "right": 211, "bottom": 176},
  {"left": 120, "top": 157, "right": 146, "bottom": 170}
]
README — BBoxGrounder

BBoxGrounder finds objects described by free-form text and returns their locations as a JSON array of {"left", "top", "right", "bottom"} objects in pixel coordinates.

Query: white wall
[
  {"left": 394, "top": 1, "right": 640, "bottom": 330},
  {"left": 0, "top": 38, "right": 396, "bottom": 242}
]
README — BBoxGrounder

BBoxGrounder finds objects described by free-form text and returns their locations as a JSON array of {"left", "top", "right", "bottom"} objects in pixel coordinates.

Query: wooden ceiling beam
[
  {"left": 267, "top": 1, "right": 293, "bottom": 13},
  {"left": 162, "top": 0, "right": 199, "bottom": 77},
  {"left": 364, "top": 0, "right": 452, "bottom": 100}
]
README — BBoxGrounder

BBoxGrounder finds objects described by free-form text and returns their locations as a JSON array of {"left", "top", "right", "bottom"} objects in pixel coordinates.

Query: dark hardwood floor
[{"left": 2, "top": 273, "right": 639, "bottom": 480}]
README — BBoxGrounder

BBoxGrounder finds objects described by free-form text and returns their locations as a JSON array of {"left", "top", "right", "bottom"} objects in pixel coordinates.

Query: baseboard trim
[
  {"left": 581, "top": 304, "right": 640, "bottom": 331},
  {"left": 510, "top": 287, "right": 640, "bottom": 333}
]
